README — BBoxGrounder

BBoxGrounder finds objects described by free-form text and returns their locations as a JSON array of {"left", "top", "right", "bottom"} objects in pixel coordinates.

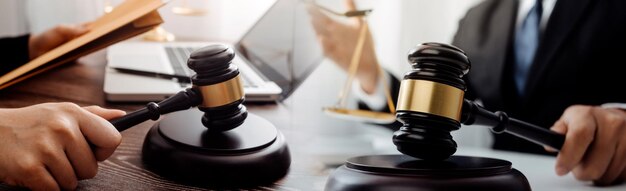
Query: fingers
[
  {"left": 10, "top": 155, "right": 60, "bottom": 191},
  {"left": 78, "top": 106, "right": 123, "bottom": 161},
  {"left": 83, "top": 106, "right": 126, "bottom": 120},
  {"left": 545, "top": 120, "right": 567, "bottom": 152},
  {"left": 308, "top": 5, "right": 357, "bottom": 61},
  {"left": 550, "top": 120, "right": 568, "bottom": 135},
  {"left": 0, "top": 103, "right": 124, "bottom": 190},
  {"left": 595, "top": 140, "right": 626, "bottom": 186},
  {"left": 21, "top": 165, "right": 60, "bottom": 191},
  {"left": 42, "top": 145, "right": 78, "bottom": 190},
  {"left": 555, "top": 106, "right": 597, "bottom": 176},
  {"left": 45, "top": 106, "right": 98, "bottom": 180},
  {"left": 308, "top": 5, "right": 332, "bottom": 36},
  {"left": 318, "top": 36, "right": 337, "bottom": 58},
  {"left": 29, "top": 23, "right": 90, "bottom": 59},
  {"left": 63, "top": 125, "right": 99, "bottom": 179},
  {"left": 554, "top": 106, "right": 626, "bottom": 184},
  {"left": 621, "top": 168, "right": 626, "bottom": 184},
  {"left": 571, "top": 108, "right": 616, "bottom": 181},
  {"left": 591, "top": 109, "right": 626, "bottom": 185},
  {"left": 53, "top": 24, "right": 89, "bottom": 41},
  {"left": 80, "top": 21, "right": 94, "bottom": 30}
]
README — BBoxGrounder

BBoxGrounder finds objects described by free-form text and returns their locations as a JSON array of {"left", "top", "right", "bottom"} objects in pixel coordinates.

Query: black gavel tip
[{"left": 393, "top": 111, "right": 461, "bottom": 160}]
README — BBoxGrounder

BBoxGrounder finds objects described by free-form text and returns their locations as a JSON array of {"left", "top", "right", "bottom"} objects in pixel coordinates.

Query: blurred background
[
  {"left": 0, "top": 0, "right": 490, "bottom": 149},
  {"left": 0, "top": 0, "right": 481, "bottom": 76}
]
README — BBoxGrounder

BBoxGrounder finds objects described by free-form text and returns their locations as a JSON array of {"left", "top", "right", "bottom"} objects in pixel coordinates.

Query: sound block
[
  {"left": 141, "top": 109, "right": 291, "bottom": 187},
  {"left": 326, "top": 155, "right": 531, "bottom": 191}
]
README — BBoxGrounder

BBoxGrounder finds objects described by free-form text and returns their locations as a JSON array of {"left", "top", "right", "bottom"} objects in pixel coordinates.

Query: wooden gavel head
[
  {"left": 187, "top": 44, "right": 248, "bottom": 132},
  {"left": 393, "top": 42, "right": 470, "bottom": 160}
]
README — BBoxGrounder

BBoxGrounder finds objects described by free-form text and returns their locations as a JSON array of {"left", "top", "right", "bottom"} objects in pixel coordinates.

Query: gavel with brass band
[
  {"left": 108, "top": 44, "right": 290, "bottom": 186},
  {"left": 109, "top": 44, "right": 247, "bottom": 132},
  {"left": 393, "top": 42, "right": 566, "bottom": 161}
]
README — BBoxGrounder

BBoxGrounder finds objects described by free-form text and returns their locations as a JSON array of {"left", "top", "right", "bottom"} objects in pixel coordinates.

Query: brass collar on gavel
[
  {"left": 194, "top": 75, "right": 244, "bottom": 108},
  {"left": 396, "top": 79, "right": 464, "bottom": 121}
]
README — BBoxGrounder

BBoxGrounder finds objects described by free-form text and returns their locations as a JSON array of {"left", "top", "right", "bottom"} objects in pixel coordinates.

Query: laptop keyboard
[
  {"left": 164, "top": 46, "right": 257, "bottom": 88},
  {"left": 164, "top": 47, "right": 194, "bottom": 77}
]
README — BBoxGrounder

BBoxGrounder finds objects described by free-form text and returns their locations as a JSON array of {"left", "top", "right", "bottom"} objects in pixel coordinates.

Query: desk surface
[{"left": 1, "top": 51, "right": 625, "bottom": 191}]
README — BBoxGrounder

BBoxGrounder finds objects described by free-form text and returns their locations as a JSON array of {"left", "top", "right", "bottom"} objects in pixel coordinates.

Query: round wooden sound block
[
  {"left": 326, "top": 155, "right": 531, "bottom": 191},
  {"left": 141, "top": 109, "right": 291, "bottom": 187}
]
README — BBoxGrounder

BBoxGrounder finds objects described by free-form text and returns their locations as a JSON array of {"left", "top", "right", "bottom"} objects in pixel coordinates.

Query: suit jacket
[
  {"left": 0, "top": 35, "right": 30, "bottom": 76},
  {"left": 370, "top": 0, "right": 626, "bottom": 155},
  {"left": 449, "top": 0, "right": 626, "bottom": 154}
]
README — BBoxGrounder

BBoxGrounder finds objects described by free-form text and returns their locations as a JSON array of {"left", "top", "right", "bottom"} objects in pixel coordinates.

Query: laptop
[{"left": 104, "top": 0, "right": 324, "bottom": 102}]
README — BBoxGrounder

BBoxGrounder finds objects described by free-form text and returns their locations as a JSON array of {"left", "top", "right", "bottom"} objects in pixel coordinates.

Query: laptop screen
[{"left": 235, "top": 0, "right": 324, "bottom": 100}]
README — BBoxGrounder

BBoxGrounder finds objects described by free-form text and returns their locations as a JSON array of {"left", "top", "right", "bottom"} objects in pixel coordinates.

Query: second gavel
[{"left": 393, "top": 42, "right": 566, "bottom": 161}]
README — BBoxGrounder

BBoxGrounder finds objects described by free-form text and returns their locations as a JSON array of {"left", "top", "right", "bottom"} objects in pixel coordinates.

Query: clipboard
[{"left": 0, "top": 0, "right": 167, "bottom": 89}]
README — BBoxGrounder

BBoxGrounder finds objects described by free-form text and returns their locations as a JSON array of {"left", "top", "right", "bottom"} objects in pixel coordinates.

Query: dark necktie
[{"left": 514, "top": 0, "right": 543, "bottom": 95}]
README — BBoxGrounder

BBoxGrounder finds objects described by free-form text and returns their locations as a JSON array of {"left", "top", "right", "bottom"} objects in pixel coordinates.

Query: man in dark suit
[{"left": 310, "top": 0, "right": 626, "bottom": 185}]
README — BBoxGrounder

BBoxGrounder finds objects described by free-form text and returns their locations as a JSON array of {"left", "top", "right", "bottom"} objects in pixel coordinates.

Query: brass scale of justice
[{"left": 319, "top": 5, "right": 398, "bottom": 124}]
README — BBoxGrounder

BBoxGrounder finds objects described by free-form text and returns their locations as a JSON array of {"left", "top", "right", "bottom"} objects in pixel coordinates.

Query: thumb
[
  {"left": 545, "top": 120, "right": 567, "bottom": 152},
  {"left": 550, "top": 119, "right": 568, "bottom": 135},
  {"left": 83, "top": 106, "right": 126, "bottom": 120},
  {"left": 81, "top": 106, "right": 125, "bottom": 161}
]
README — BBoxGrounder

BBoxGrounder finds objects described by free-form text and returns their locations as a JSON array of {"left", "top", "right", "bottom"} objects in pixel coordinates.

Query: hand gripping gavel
[
  {"left": 393, "top": 42, "right": 566, "bottom": 160},
  {"left": 109, "top": 44, "right": 247, "bottom": 132}
]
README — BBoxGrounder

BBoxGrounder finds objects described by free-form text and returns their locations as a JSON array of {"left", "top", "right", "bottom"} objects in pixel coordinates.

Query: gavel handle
[
  {"left": 461, "top": 100, "right": 565, "bottom": 150},
  {"left": 110, "top": 103, "right": 160, "bottom": 132},
  {"left": 109, "top": 88, "right": 203, "bottom": 132}
]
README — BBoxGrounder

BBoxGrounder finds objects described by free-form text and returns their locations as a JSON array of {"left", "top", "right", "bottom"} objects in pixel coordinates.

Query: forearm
[{"left": 0, "top": 35, "right": 31, "bottom": 76}]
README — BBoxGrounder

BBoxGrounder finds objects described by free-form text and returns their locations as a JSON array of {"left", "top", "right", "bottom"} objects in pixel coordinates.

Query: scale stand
[{"left": 312, "top": 3, "right": 397, "bottom": 125}]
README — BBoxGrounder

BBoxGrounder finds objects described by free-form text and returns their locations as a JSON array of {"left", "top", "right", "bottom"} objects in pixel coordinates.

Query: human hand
[
  {"left": 547, "top": 105, "right": 626, "bottom": 186},
  {"left": 28, "top": 23, "right": 91, "bottom": 60},
  {"left": 308, "top": 0, "right": 380, "bottom": 94},
  {"left": 0, "top": 103, "right": 125, "bottom": 190}
]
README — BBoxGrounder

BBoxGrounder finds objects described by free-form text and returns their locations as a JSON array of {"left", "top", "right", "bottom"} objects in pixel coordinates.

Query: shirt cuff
[
  {"left": 352, "top": 72, "right": 389, "bottom": 111},
  {"left": 601, "top": 103, "right": 626, "bottom": 111}
]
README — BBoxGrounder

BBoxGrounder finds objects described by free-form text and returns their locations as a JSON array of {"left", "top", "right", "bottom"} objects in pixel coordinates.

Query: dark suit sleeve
[
  {"left": 0, "top": 35, "right": 31, "bottom": 76},
  {"left": 451, "top": 11, "right": 477, "bottom": 101}
]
